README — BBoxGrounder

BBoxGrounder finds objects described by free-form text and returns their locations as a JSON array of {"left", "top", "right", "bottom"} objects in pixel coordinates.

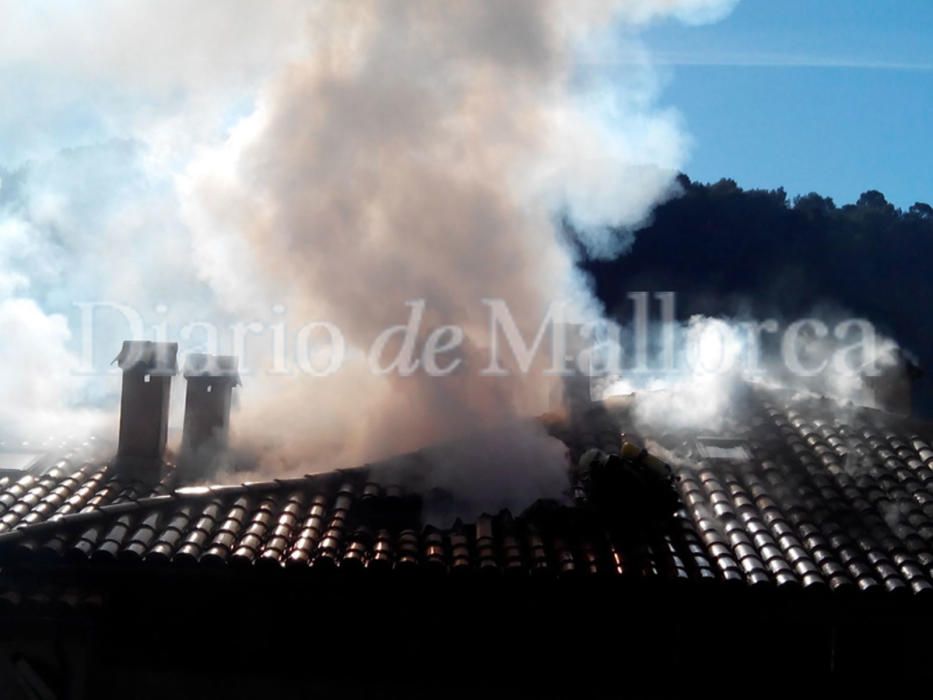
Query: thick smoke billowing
[
  {"left": 598, "top": 314, "right": 904, "bottom": 433},
  {"left": 0, "top": 2, "right": 738, "bottom": 480},
  {"left": 181, "top": 0, "right": 709, "bottom": 469}
]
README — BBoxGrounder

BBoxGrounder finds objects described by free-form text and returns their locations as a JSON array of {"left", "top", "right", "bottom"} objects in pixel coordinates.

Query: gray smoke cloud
[
  {"left": 598, "top": 313, "right": 904, "bottom": 435},
  {"left": 0, "top": 1, "right": 740, "bottom": 477},
  {"left": 182, "top": 0, "right": 739, "bottom": 471}
]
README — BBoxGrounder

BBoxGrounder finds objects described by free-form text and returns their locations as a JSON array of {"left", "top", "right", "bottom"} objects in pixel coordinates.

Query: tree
[
  {"left": 793, "top": 192, "right": 836, "bottom": 218},
  {"left": 908, "top": 202, "right": 933, "bottom": 220},
  {"left": 856, "top": 190, "right": 897, "bottom": 216}
]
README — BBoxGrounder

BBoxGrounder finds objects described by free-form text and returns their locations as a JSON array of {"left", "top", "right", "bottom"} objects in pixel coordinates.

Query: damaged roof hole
[{"left": 696, "top": 436, "right": 752, "bottom": 462}]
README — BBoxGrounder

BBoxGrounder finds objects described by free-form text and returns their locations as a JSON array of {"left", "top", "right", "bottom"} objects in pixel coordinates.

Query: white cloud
[{"left": 0, "top": 298, "right": 105, "bottom": 441}]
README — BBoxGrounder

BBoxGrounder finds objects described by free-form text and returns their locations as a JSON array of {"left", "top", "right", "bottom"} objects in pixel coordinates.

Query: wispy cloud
[{"left": 636, "top": 51, "right": 933, "bottom": 71}]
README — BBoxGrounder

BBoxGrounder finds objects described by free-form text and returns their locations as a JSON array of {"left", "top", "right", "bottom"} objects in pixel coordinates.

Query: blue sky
[{"left": 642, "top": 0, "right": 933, "bottom": 208}]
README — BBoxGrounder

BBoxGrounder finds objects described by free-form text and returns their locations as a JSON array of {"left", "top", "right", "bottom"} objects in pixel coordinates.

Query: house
[{"left": 1, "top": 342, "right": 932, "bottom": 697}]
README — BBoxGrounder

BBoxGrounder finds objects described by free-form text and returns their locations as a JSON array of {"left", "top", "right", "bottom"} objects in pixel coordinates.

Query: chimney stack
[
  {"left": 115, "top": 341, "right": 178, "bottom": 479},
  {"left": 179, "top": 353, "right": 240, "bottom": 482}
]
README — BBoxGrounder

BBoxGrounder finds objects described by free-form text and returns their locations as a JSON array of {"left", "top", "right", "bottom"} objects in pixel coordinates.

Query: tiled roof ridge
[
  {"left": 0, "top": 428, "right": 502, "bottom": 558},
  {"left": 0, "top": 450, "right": 691, "bottom": 577},
  {"left": 2, "top": 387, "right": 933, "bottom": 597},
  {"left": 0, "top": 465, "right": 372, "bottom": 548}
]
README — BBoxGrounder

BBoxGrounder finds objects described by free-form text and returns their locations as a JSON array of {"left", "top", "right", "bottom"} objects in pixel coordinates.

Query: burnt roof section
[
  {"left": 1, "top": 386, "right": 933, "bottom": 602},
  {"left": 113, "top": 340, "right": 178, "bottom": 375}
]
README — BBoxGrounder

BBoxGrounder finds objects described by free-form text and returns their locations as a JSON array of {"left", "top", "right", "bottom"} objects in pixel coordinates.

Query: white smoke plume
[
  {"left": 600, "top": 314, "right": 905, "bottom": 434},
  {"left": 0, "top": 1, "right": 739, "bottom": 474}
]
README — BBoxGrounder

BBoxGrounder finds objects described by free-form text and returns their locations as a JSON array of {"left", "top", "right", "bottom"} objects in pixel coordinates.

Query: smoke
[
  {"left": 0, "top": 1, "right": 311, "bottom": 165},
  {"left": 180, "top": 0, "right": 740, "bottom": 470},
  {"left": 373, "top": 419, "right": 572, "bottom": 526},
  {"left": 1, "top": 2, "right": 739, "bottom": 478},
  {"left": 0, "top": 298, "right": 105, "bottom": 442},
  {"left": 618, "top": 316, "right": 747, "bottom": 432},
  {"left": 599, "top": 314, "right": 904, "bottom": 434}
]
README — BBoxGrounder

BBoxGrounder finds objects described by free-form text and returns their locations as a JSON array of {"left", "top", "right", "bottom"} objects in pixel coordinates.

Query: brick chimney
[
  {"left": 179, "top": 353, "right": 239, "bottom": 481},
  {"left": 114, "top": 341, "right": 178, "bottom": 479}
]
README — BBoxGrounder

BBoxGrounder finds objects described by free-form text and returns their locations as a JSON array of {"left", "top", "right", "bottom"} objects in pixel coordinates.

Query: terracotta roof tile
[{"left": 1, "top": 386, "right": 932, "bottom": 611}]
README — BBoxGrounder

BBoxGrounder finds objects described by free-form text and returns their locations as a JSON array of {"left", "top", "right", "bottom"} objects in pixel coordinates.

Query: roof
[{"left": 2, "top": 385, "right": 933, "bottom": 611}]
